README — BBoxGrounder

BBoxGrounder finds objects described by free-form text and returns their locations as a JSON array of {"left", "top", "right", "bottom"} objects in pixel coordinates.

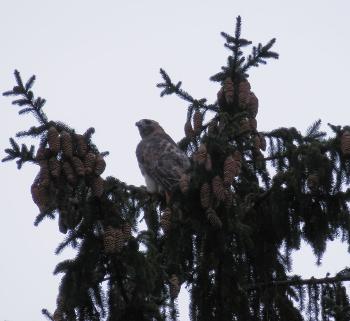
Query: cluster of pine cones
[
  {"left": 103, "top": 223, "right": 132, "bottom": 254},
  {"left": 193, "top": 145, "right": 242, "bottom": 228},
  {"left": 31, "top": 126, "right": 106, "bottom": 232}
]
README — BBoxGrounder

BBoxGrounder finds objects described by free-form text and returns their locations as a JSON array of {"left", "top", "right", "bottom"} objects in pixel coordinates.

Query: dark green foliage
[{"left": 4, "top": 16, "right": 350, "bottom": 321}]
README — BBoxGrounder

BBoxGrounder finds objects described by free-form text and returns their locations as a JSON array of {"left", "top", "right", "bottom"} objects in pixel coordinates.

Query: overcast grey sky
[{"left": 1, "top": 1, "right": 350, "bottom": 320}]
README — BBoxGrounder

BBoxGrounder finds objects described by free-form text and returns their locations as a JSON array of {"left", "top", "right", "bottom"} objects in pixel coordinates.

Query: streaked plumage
[{"left": 135, "top": 119, "right": 190, "bottom": 193}]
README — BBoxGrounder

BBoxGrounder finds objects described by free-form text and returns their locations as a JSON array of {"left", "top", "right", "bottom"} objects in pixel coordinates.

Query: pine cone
[
  {"left": 217, "top": 87, "right": 225, "bottom": 107},
  {"left": 247, "top": 92, "right": 259, "bottom": 118},
  {"left": 193, "top": 110, "right": 203, "bottom": 134},
  {"left": 224, "top": 190, "right": 235, "bottom": 209},
  {"left": 179, "top": 173, "right": 190, "bottom": 194},
  {"left": 104, "top": 226, "right": 124, "bottom": 254},
  {"left": 71, "top": 156, "right": 85, "bottom": 176},
  {"left": 223, "top": 155, "right": 236, "bottom": 186},
  {"left": 169, "top": 274, "right": 181, "bottom": 299},
  {"left": 104, "top": 226, "right": 116, "bottom": 254},
  {"left": 49, "top": 157, "right": 61, "bottom": 178},
  {"left": 74, "top": 134, "right": 88, "bottom": 157},
  {"left": 233, "top": 150, "right": 242, "bottom": 163},
  {"left": 253, "top": 135, "right": 261, "bottom": 150},
  {"left": 223, "top": 77, "right": 234, "bottom": 105},
  {"left": 307, "top": 173, "right": 319, "bottom": 191},
  {"left": 206, "top": 208, "right": 223, "bottom": 229},
  {"left": 60, "top": 131, "right": 73, "bottom": 159},
  {"left": 84, "top": 152, "right": 96, "bottom": 175},
  {"left": 114, "top": 228, "right": 124, "bottom": 253},
  {"left": 63, "top": 161, "right": 76, "bottom": 185},
  {"left": 160, "top": 208, "right": 172, "bottom": 233},
  {"left": 35, "top": 146, "right": 51, "bottom": 161},
  {"left": 238, "top": 80, "right": 251, "bottom": 106},
  {"left": 38, "top": 160, "right": 50, "bottom": 186},
  {"left": 91, "top": 176, "right": 104, "bottom": 197},
  {"left": 95, "top": 154, "right": 106, "bottom": 176},
  {"left": 207, "top": 120, "right": 218, "bottom": 135},
  {"left": 122, "top": 222, "right": 132, "bottom": 240},
  {"left": 194, "top": 144, "right": 207, "bottom": 165},
  {"left": 258, "top": 133, "right": 266, "bottom": 151},
  {"left": 47, "top": 127, "right": 60, "bottom": 154},
  {"left": 249, "top": 118, "right": 257, "bottom": 131},
  {"left": 184, "top": 121, "right": 195, "bottom": 139},
  {"left": 31, "top": 183, "right": 49, "bottom": 211},
  {"left": 212, "top": 176, "right": 226, "bottom": 201},
  {"left": 341, "top": 131, "right": 350, "bottom": 155},
  {"left": 200, "top": 183, "right": 211, "bottom": 209},
  {"left": 205, "top": 154, "right": 212, "bottom": 171},
  {"left": 239, "top": 118, "right": 250, "bottom": 134}
]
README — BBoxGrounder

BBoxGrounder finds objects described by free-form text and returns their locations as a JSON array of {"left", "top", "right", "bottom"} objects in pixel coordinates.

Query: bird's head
[{"left": 135, "top": 119, "right": 164, "bottom": 138}]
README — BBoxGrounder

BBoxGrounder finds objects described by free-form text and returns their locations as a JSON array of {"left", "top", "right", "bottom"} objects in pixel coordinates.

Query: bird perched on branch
[{"left": 136, "top": 119, "right": 190, "bottom": 200}]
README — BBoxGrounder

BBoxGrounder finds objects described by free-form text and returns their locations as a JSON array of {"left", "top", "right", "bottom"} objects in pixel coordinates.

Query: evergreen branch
[
  {"left": 157, "top": 68, "right": 218, "bottom": 112},
  {"left": 2, "top": 137, "right": 36, "bottom": 169},
  {"left": 245, "top": 274, "right": 350, "bottom": 291},
  {"left": 242, "top": 38, "right": 279, "bottom": 73},
  {"left": 41, "top": 309, "right": 54, "bottom": 321},
  {"left": 3, "top": 70, "right": 48, "bottom": 125}
]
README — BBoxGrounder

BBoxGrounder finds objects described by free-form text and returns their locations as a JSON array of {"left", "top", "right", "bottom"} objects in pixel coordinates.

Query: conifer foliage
[{"left": 4, "top": 16, "right": 350, "bottom": 321}]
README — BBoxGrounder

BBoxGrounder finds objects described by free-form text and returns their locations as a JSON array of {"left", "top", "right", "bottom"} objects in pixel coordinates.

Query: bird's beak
[{"left": 135, "top": 121, "right": 141, "bottom": 127}]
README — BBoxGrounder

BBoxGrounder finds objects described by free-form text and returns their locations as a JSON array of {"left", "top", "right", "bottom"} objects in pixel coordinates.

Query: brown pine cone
[
  {"left": 253, "top": 135, "right": 261, "bottom": 150},
  {"left": 247, "top": 92, "right": 259, "bottom": 118},
  {"left": 179, "top": 173, "right": 190, "bottom": 194},
  {"left": 74, "top": 134, "right": 88, "bottom": 157},
  {"left": 217, "top": 87, "right": 225, "bottom": 107},
  {"left": 184, "top": 120, "right": 195, "bottom": 139},
  {"left": 63, "top": 161, "right": 76, "bottom": 185},
  {"left": 223, "top": 155, "right": 236, "bottom": 186},
  {"left": 91, "top": 176, "right": 104, "bottom": 197},
  {"left": 49, "top": 157, "right": 61, "bottom": 178},
  {"left": 95, "top": 154, "right": 106, "bottom": 176},
  {"left": 60, "top": 131, "right": 73, "bottom": 159},
  {"left": 35, "top": 146, "right": 51, "bottom": 161},
  {"left": 224, "top": 190, "right": 235, "bottom": 209},
  {"left": 31, "top": 182, "right": 49, "bottom": 212},
  {"left": 341, "top": 131, "right": 350, "bottom": 155},
  {"left": 114, "top": 228, "right": 125, "bottom": 253},
  {"left": 103, "top": 226, "right": 116, "bottom": 254},
  {"left": 160, "top": 208, "right": 172, "bottom": 233},
  {"left": 200, "top": 183, "right": 211, "bottom": 209},
  {"left": 169, "top": 274, "right": 181, "bottom": 299},
  {"left": 47, "top": 127, "right": 60, "bottom": 154},
  {"left": 207, "top": 120, "right": 218, "bottom": 135},
  {"left": 38, "top": 160, "right": 50, "bottom": 183},
  {"left": 223, "top": 77, "right": 234, "bottom": 105},
  {"left": 84, "top": 152, "right": 96, "bottom": 175},
  {"left": 233, "top": 150, "right": 242, "bottom": 163},
  {"left": 238, "top": 81, "right": 251, "bottom": 106},
  {"left": 212, "top": 176, "right": 226, "bottom": 201},
  {"left": 206, "top": 208, "right": 223, "bottom": 229},
  {"left": 122, "top": 222, "right": 132, "bottom": 240},
  {"left": 307, "top": 173, "right": 319, "bottom": 191},
  {"left": 71, "top": 156, "right": 85, "bottom": 176},
  {"left": 193, "top": 110, "right": 203, "bottom": 134},
  {"left": 258, "top": 133, "right": 267, "bottom": 151},
  {"left": 194, "top": 143, "right": 207, "bottom": 165},
  {"left": 239, "top": 118, "right": 250, "bottom": 134},
  {"left": 249, "top": 118, "right": 257, "bottom": 131},
  {"left": 205, "top": 154, "right": 212, "bottom": 171}
]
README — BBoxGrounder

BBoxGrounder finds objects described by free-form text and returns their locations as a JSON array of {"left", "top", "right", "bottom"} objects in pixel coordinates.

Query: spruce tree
[{"left": 3, "top": 16, "right": 350, "bottom": 321}]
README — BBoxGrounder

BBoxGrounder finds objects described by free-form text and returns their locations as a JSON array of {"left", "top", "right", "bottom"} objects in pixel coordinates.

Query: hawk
[{"left": 135, "top": 119, "right": 190, "bottom": 196}]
